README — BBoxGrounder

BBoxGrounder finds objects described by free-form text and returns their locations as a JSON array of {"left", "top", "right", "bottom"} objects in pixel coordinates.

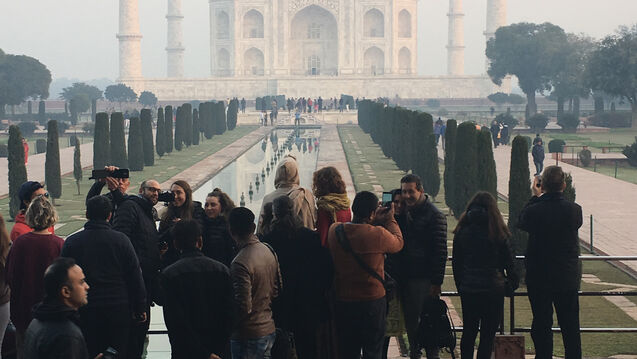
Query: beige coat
[{"left": 257, "top": 156, "right": 317, "bottom": 234}]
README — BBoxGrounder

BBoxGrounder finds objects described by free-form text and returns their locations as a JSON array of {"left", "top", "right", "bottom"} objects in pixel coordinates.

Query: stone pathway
[
  {"left": 0, "top": 141, "right": 94, "bottom": 199},
  {"left": 316, "top": 125, "right": 356, "bottom": 201}
]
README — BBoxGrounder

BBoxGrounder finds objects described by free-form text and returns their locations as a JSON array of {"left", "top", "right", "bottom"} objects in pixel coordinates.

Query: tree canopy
[
  {"left": 486, "top": 22, "right": 568, "bottom": 117},
  {"left": 0, "top": 50, "right": 51, "bottom": 113},
  {"left": 104, "top": 83, "right": 137, "bottom": 106},
  {"left": 60, "top": 82, "right": 103, "bottom": 114},
  {"left": 139, "top": 91, "right": 158, "bottom": 108}
]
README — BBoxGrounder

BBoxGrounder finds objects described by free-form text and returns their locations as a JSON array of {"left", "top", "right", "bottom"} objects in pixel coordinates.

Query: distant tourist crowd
[{"left": 0, "top": 152, "right": 582, "bottom": 359}]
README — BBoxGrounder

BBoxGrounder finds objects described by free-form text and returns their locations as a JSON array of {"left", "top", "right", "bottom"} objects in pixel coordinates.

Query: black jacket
[
  {"left": 112, "top": 195, "right": 161, "bottom": 294},
  {"left": 23, "top": 300, "right": 88, "bottom": 359},
  {"left": 452, "top": 207, "right": 518, "bottom": 295},
  {"left": 518, "top": 192, "right": 583, "bottom": 290},
  {"left": 161, "top": 249, "right": 234, "bottom": 359},
  {"left": 532, "top": 144, "right": 545, "bottom": 162},
  {"left": 86, "top": 181, "right": 127, "bottom": 213},
  {"left": 395, "top": 196, "right": 447, "bottom": 285},
  {"left": 61, "top": 220, "right": 146, "bottom": 314},
  {"left": 158, "top": 202, "right": 206, "bottom": 268},
  {"left": 201, "top": 215, "right": 236, "bottom": 267},
  {"left": 262, "top": 226, "right": 333, "bottom": 330}
]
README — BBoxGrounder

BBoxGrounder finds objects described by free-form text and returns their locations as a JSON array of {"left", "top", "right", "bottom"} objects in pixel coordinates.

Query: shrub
[
  {"left": 140, "top": 109, "right": 154, "bottom": 166},
  {"left": 548, "top": 139, "right": 566, "bottom": 153},
  {"left": 557, "top": 113, "right": 580, "bottom": 132},
  {"left": 8, "top": 126, "right": 27, "bottom": 218},
  {"left": 69, "top": 135, "right": 78, "bottom": 147},
  {"left": 564, "top": 173, "right": 576, "bottom": 203},
  {"left": 508, "top": 136, "right": 531, "bottom": 263},
  {"left": 165, "top": 106, "right": 174, "bottom": 153},
  {"left": 452, "top": 122, "right": 478, "bottom": 218},
  {"left": 426, "top": 99, "right": 441, "bottom": 108},
  {"left": 588, "top": 112, "right": 632, "bottom": 128},
  {"left": 508, "top": 94, "right": 526, "bottom": 104},
  {"left": 579, "top": 149, "right": 592, "bottom": 167},
  {"left": 522, "top": 136, "right": 532, "bottom": 152},
  {"left": 109, "top": 112, "right": 128, "bottom": 168},
  {"left": 36, "top": 139, "right": 47, "bottom": 154},
  {"left": 93, "top": 113, "right": 110, "bottom": 170},
  {"left": 623, "top": 137, "right": 637, "bottom": 167},
  {"left": 82, "top": 122, "right": 95, "bottom": 135},
  {"left": 477, "top": 128, "right": 498, "bottom": 198},
  {"left": 495, "top": 113, "right": 519, "bottom": 128},
  {"left": 192, "top": 109, "right": 200, "bottom": 145},
  {"left": 0, "top": 144, "right": 7, "bottom": 158},
  {"left": 127, "top": 117, "right": 144, "bottom": 171},
  {"left": 47, "top": 120, "right": 69, "bottom": 136},
  {"left": 488, "top": 92, "right": 509, "bottom": 105},
  {"left": 17, "top": 121, "right": 37, "bottom": 136},
  {"left": 444, "top": 120, "right": 458, "bottom": 213},
  {"left": 526, "top": 113, "right": 550, "bottom": 131},
  {"left": 45, "top": 120, "right": 62, "bottom": 201},
  {"left": 174, "top": 106, "right": 184, "bottom": 151},
  {"left": 156, "top": 107, "right": 165, "bottom": 157}
]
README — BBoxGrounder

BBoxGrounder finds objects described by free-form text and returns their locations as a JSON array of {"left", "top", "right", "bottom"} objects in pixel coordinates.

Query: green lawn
[
  {"left": 577, "top": 163, "right": 637, "bottom": 185},
  {"left": 545, "top": 130, "right": 637, "bottom": 154},
  {"left": 1, "top": 126, "right": 257, "bottom": 237},
  {"left": 338, "top": 125, "right": 637, "bottom": 358},
  {"left": 0, "top": 133, "right": 93, "bottom": 154}
]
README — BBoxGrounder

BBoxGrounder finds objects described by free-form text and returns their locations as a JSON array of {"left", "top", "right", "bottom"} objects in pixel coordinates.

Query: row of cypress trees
[{"left": 357, "top": 100, "right": 440, "bottom": 199}]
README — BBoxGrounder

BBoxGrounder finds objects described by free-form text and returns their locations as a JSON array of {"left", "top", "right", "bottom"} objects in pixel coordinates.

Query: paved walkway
[
  {"left": 0, "top": 141, "right": 94, "bottom": 199},
  {"left": 316, "top": 124, "right": 357, "bottom": 201}
]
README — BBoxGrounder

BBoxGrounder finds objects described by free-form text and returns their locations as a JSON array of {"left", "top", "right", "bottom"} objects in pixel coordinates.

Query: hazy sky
[{"left": 1, "top": 0, "right": 636, "bottom": 82}]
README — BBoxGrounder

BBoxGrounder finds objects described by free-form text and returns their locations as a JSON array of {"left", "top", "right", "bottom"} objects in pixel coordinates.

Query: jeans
[
  {"left": 80, "top": 305, "right": 131, "bottom": 359},
  {"left": 534, "top": 161, "right": 544, "bottom": 176},
  {"left": 335, "top": 297, "right": 387, "bottom": 359},
  {"left": 231, "top": 332, "right": 276, "bottom": 359},
  {"left": 528, "top": 288, "right": 581, "bottom": 359},
  {"left": 127, "top": 303, "right": 150, "bottom": 359},
  {"left": 400, "top": 279, "right": 440, "bottom": 359},
  {"left": 460, "top": 293, "right": 504, "bottom": 359}
]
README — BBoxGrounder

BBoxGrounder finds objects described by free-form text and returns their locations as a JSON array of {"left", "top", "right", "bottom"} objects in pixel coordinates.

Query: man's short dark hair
[
  {"left": 44, "top": 257, "right": 76, "bottom": 300},
  {"left": 229, "top": 207, "right": 255, "bottom": 237},
  {"left": 352, "top": 191, "right": 379, "bottom": 219},
  {"left": 86, "top": 196, "right": 112, "bottom": 220},
  {"left": 171, "top": 219, "right": 202, "bottom": 250},
  {"left": 542, "top": 166, "right": 566, "bottom": 193},
  {"left": 400, "top": 174, "right": 423, "bottom": 192}
]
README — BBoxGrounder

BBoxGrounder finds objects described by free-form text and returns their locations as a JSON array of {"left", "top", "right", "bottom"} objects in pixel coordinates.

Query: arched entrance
[
  {"left": 244, "top": 47, "right": 264, "bottom": 76},
  {"left": 364, "top": 47, "right": 384, "bottom": 75},
  {"left": 290, "top": 5, "right": 338, "bottom": 76}
]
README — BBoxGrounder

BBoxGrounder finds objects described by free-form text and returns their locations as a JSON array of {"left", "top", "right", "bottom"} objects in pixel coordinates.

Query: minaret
[
  {"left": 166, "top": 0, "right": 185, "bottom": 78},
  {"left": 117, "top": 0, "right": 143, "bottom": 80},
  {"left": 485, "top": 0, "right": 507, "bottom": 71},
  {"left": 446, "top": 0, "right": 465, "bottom": 76}
]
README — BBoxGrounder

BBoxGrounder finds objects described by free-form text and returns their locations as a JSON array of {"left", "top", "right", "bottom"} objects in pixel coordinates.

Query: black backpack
[{"left": 417, "top": 297, "right": 457, "bottom": 358}]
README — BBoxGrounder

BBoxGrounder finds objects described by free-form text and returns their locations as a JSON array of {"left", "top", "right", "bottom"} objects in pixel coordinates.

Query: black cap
[{"left": 18, "top": 181, "right": 44, "bottom": 210}]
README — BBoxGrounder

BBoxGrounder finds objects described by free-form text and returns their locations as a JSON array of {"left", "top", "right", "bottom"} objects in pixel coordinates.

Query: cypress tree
[
  {"left": 128, "top": 117, "right": 144, "bottom": 171},
  {"left": 192, "top": 109, "right": 200, "bottom": 145},
  {"left": 452, "top": 122, "right": 478, "bottom": 217},
  {"left": 140, "top": 109, "right": 155, "bottom": 166},
  {"left": 93, "top": 113, "right": 110, "bottom": 169},
  {"left": 45, "top": 120, "right": 62, "bottom": 203},
  {"left": 215, "top": 102, "right": 227, "bottom": 135},
  {"left": 156, "top": 107, "right": 165, "bottom": 157},
  {"left": 197, "top": 103, "right": 206, "bottom": 134},
  {"left": 38, "top": 100, "right": 46, "bottom": 126},
  {"left": 444, "top": 120, "right": 458, "bottom": 213},
  {"left": 564, "top": 173, "right": 576, "bottom": 203},
  {"left": 203, "top": 102, "right": 214, "bottom": 139},
  {"left": 227, "top": 99, "right": 238, "bottom": 130},
  {"left": 183, "top": 103, "right": 193, "bottom": 147},
  {"left": 8, "top": 125, "right": 28, "bottom": 218},
  {"left": 109, "top": 112, "right": 128, "bottom": 168},
  {"left": 165, "top": 106, "right": 174, "bottom": 153},
  {"left": 174, "top": 106, "right": 183, "bottom": 151},
  {"left": 73, "top": 140, "right": 82, "bottom": 195},
  {"left": 508, "top": 135, "right": 532, "bottom": 258},
  {"left": 477, "top": 128, "right": 498, "bottom": 198}
]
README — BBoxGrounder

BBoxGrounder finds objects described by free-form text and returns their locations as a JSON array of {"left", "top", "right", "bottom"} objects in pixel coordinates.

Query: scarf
[{"left": 316, "top": 193, "right": 351, "bottom": 222}]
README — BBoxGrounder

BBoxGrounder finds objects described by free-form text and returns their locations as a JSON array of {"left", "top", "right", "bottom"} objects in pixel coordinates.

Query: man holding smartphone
[{"left": 86, "top": 166, "right": 130, "bottom": 218}]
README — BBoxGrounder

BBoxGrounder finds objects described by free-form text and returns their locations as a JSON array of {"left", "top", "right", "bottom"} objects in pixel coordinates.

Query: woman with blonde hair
[
  {"left": 452, "top": 191, "right": 518, "bottom": 359},
  {"left": 6, "top": 195, "right": 64, "bottom": 356},
  {"left": 202, "top": 188, "right": 236, "bottom": 266},
  {"left": 0, "top": 213, "right": 12, "bottom": 358},
  {"left": 313, "top": 166, "right": 351, "bottom": 246}
]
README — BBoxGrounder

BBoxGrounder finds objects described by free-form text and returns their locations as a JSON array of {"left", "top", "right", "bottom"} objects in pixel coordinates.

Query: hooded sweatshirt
[
  {"left": 10, "top": 211, "right": 54, "bottom": 242},
  {"left": 257, "top": 156, "right": 317, "bottom": 234}
]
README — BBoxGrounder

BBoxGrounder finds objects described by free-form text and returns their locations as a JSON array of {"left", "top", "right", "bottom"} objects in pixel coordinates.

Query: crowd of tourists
[{"left": 0, "top": 151, "right": 582, "bottom": 359}]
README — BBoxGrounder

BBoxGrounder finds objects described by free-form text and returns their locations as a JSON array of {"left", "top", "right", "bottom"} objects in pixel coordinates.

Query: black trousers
[
  {"left": 527, "top": 288, "right": 581, "bottom": 359},
  {"left": 335, "top": 297, "right": 387, "bottom": 359},
  {"left": 459, "top": 293, "right": 504, "bottom": 359},
  {"left": 127, "top": 303, "right": 151, "bottom": 359},
  {"left": 80, "top": 305, "right": 132, "bottom": 359}
]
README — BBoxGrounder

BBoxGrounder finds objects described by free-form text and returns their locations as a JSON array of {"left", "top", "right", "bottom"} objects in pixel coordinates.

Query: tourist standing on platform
[
  {"left": 159, "top": 180, "right": 205, "bottom": 267},
  {"left": 440, "top": 121, "right": 447, "bottom": 150},
  {"left": 263, "top": 196, "right": 334, "bottom": 359},
  {"left": 112, "top": 179, "right": 163, "bottom": 359},
  {"left": 7, "top": 195, "right": 64, "bottom": 357},
  {"left": 229, "top": 208, "right": 280, "bottom": 359},
  {"left": 23, "top": 258, "right": 90, "bottom": 359},
  {"left": 518, "top": 166, "right": 583, "bottom": 359},
  {"left": 434, "top": 120, "right": 442, "bottom": 145},
  {"left": 532, "top": 139, "right": 545, "bottom": 176},
  {"left": 318, "top": 97, "right": 323, "bottom": 112},
  {"left": 260, "top": 111, "right": 265, "bottom": 126},
  {"left": 0, "top": 214, "right": 11, "bottom": 356},
  {"left": 327, "top": 191, "right": 403, "bottom": 359},
  {"left": 202, "top": 189, "right": 236, "bottom": 267},
  {"left": 395, "top": 174, "right": 447, "bottom": 359},
  {"left": 62, "top": 195, "right": 147, "bottom": 358},
  {"left": 533, "top": 133, "right": 543, "bottom": 146},
  {"left": 313, "top": 166, "right": 352, "bottom": 246},
  {"left": 11, "top": 181, "right": 54, "bottom": 241},
  {"left": 241, "top": 98, "right": 246, "bottom": 113},
  {"left": 161, "top": 219, "right": 234, "bottom": 359},
  {"left": 452, "top": 192, "right": 518, "bottom": 359},
  {"left": 490, "top": 121, "right": 501, "bottom": 148},
  {"left": 86, "top": 166, "right": 130, "bottom": 218},
  {"left": 257, "top": 155, "right": 316, "bottom": 234}
]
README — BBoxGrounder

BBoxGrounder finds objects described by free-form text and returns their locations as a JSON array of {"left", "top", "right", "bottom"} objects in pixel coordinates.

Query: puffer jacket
[
  {"left": 257, "top": 156, "right": 316, "bottom": 234},
  {"left": 394, "top": 196, "right": 447, "bottom": 285},
  {"left": 202, "top": 215, "right": 236, "bottom": 267},
  {"left": 112, "top": 195, "right": 161, "bottom": 292},
  {"left": 532, "top": 144, "right": 545, "bottom": 162},
  {"left": 452, "top": 206, "right": 518, "bottom": 294},
  {"left": 158, "top": 201, "right": 206, "bottom": 268}
]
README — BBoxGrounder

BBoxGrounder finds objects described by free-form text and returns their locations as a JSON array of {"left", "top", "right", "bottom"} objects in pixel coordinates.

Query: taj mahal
[{"left": 117, "top": 0, "right": 510, "bottom": 100}]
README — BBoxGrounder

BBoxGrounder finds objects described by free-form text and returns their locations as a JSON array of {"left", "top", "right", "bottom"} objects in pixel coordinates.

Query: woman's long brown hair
[
  {"left": 162, "top": 180, "right": 194, "bottom": 222},
  {"left": 453, "top": 191, "right": 510, "bottom": 242}
]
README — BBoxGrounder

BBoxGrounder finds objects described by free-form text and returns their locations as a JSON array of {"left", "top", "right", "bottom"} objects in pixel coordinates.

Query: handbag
[
  {"left": 417, "top": 297, "right": 457, "bottom": 358},
  {"left": 334, "top": 224, "right": 398, "bottom": 301}
]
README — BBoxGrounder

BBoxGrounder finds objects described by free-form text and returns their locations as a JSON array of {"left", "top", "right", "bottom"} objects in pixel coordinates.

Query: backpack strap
[{"left": 335, "top": 224, "right": 385, "bottom": 286}]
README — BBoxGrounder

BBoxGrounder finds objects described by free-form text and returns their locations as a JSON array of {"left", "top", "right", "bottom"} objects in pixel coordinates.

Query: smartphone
[
  {"left": 381, "top": 192, "right": 393, "bottom": 207},
  {"left": 89, "top": 168, "right": 130, "bottom": 180}
]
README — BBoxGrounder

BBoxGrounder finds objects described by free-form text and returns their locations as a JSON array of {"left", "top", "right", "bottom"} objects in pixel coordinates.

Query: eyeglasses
[
  {"left": 144, "top": 187, "right": 162, "bottom": 193},
  {"left": 35, "top": 192, "right": 50, "bottom": 199}
]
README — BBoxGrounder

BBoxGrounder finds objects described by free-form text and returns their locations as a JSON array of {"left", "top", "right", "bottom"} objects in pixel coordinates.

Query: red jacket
[
  {"left": 317, "top": 208, "right": 351, "bottom": 247},
  {"left": 10, "top": 212, "right": 54, "bottom": 242},
  {"left": 6, "top": 232, "right": 64, "bottom": 333}
]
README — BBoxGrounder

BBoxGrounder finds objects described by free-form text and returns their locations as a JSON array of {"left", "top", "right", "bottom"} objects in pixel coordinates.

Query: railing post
[
  {"left": 510, "top": 295, "right": 515, "bottom": 335},
  {"left": 590, "top": 215, "right": 594, "bottom": 254}
]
